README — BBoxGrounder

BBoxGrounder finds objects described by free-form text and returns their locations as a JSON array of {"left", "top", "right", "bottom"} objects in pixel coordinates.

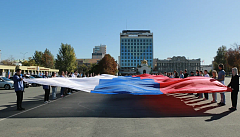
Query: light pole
[
  {"left": 20, "top": 52, "right": 28, "bottom": 60},
  {"left": 0, "top": 50, "right": 2, "bottom": 62}
]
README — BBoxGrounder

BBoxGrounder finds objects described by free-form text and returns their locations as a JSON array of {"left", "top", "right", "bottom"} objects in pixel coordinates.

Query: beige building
[
  {"left": 157, "top": 56, "right": 201, "bottom": 73},
  {"left": 76, "top": 59, "right": 100, "bottom": 66},
  {"left": 92, "top": 45, "right": 107, "bottom": 59},
  {"left": 16, "top": 66, "right": 59, "bottom": 75},
  {"left": 0, "top": 65, "right": 16, "bottom": 77}
]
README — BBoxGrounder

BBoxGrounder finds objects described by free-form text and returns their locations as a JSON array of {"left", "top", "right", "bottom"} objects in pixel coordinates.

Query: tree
[
  {"left": 97, "top": 54, "right": 117, "bottom": 75},
  {"left": 22, "top": 57, "right": 36, "bottom": 66},
  {"left": 33, "top": 51, "right": 43, "bottom": 66},
  {"left": 78, "top": 64, "right": 89, "bottom": 75},
  {"left": 55, "top": 43, "right": 77, "bottom": 72},
  {"left": 41, "top": 48, "right": 54, "bottom": 68},
  {"left": 213, "top": 45, "right": 228, "bottom": 71},
  {"left": 226, "top": 43, "right": 240, "bottom": 73}
]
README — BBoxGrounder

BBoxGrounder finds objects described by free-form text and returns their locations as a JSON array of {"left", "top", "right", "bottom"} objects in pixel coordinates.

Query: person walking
[
  {"left": 51, "top": 72, "right": 57, "bottom": 100},
  {"left": 174, "top": 70, "right": 179, "bottom": 78},
  {"left": 211, "top": 70, "right": 218, "bottom": 103},
  {"left": 227, "top": 67, "right": 239, "bottom": 111},
  {"left": 13, "top": 69, "right": 25, "bottom": 111},
  {"left": 43, "top": 72, "right": 51, "bottom": 103},
  {"left": 60, "top": 71, "right": 66, "bottom": 97},
  {"left": 217, "top": 64, "right": 226, "bottom": 106}
]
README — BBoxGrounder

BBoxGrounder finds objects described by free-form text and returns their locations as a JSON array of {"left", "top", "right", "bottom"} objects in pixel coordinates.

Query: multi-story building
[
  {"left": 157, "top": 56, "right": 201, "bottom": 74},
  {"left": 92, "top": 45, "right": 106, "bottom": 59},
  {"left": 119, "top": 30, "right": 153, "bottom": 74}
]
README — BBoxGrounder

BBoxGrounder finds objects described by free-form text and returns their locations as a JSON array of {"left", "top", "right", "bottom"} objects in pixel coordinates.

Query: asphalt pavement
[{"left": 0, "top": 77, "right": 240, "bottom": 137}]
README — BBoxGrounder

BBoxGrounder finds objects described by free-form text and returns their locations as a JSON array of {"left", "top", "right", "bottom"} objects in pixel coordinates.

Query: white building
[
  {"left": 137, "top": 59, "right": 151, "bottom": 74},
  {"left": 201, "top": 64, "right": 212, "bottom": 73}
]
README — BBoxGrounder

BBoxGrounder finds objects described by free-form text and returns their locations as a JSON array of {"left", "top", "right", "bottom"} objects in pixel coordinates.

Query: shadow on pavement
[{"left": 0, "top": 92, "right": 231, "bottom": 120}]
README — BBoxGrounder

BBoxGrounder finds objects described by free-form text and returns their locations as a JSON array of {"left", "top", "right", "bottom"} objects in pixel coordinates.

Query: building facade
[
  {"left": 92, "top": 45, "right": 106, "bottom": 59},
  {"left": 119, "top": 30, "right": 153, "bottom": 74},
  {"left": 157, "top": 56, "right": 201, "bottom": 74},
  {"left": 200, "top": 64, "right": 213, "bottom": 73}
]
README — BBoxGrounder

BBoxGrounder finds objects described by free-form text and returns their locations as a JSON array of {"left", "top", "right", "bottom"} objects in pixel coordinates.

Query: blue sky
[{"left": 0, "top": 0, "right": 239, "bottom": 65}]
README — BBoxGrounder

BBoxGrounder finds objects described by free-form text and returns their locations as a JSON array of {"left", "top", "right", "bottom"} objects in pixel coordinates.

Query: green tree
[
  {"left": 33, "top": 51, "right": 43, "bottom": 66},
  {"left": 41, "top": 48, "right": 54, "bottom": 68},
  {"left": 213, "top": 45, "right": 228, "bottom": 71},
  {"left": 55, "top": 43, "right": 77, "bottom": 72},
  {"left": 78, "top": 64, "right": 89, "bottom": 75},
  {"left": 98, "top": 54, "right": 117, "bottom": 75},
  {"left": 21, "top": 57, "right": 36, "bottom": 66}
]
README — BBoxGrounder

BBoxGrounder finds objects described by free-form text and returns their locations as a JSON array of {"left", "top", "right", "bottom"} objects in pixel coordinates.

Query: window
[
  {"left": 150, "top": 43, "right": 152, "bottom": 45},
  {"left": 147, "top": 50, "right": 148, "bottom": 52},
  {"left": 131, "top": 39, "right": 133, "bottom": 42},
  {"left": 131, "top": 43, "right": 133, "bottom": 45},
  {"left": 140, "top": 39, "right": 142, "bottom": 42},
  {"left": 146, "top": 39, "right": 148, "bottom": 42},
  {"left": 137, "top": 53, "right": 139, "bottom": 55},
  {"left": 140, "top": 50, "right": 142, "bottom": 52},
  {"left": 128, "top": 43, "right": 130, "bottom": 45},
  {"left": 128, "top": 57, "right": 130, "bottom": 59},
  {"left": 128, "top": 60, "right": 130, "bottom": 62},
  {"left": 125, "top": 39, "right": 127, "bottom": 42},
  {"left": 128, "top": 46, "right": 130, "bottom": 48},
  {"left": 122, "top": 39, "right": 124, "bottom": 42},
  {"left": 128, "top": 39, "right": 130, "bottom": 42},
  {"left": 131, "top": 63, "right": 133, "bottom": 66},
  {"left": 131, "top": 57, "right": 133, "bottom": 59},
  {"left": 122, "top": 43, "right": 124, "bottom": 45},
  {"left": 149, "top": 39, "right": 152, "bottom": 42},
  {"left": 128, "top": 63, "right": 130, "bottom": 66},
  {"left": 134, "top": 46, "right": 136, "bottom": 48},
  {"left": 147, "top": 53, "right": 148, "bottom": 55},
  {"left": 137, "top": 43, "right": 139, "bottom": 45},
  {"left": 134, "top": 53, "right": 136, "bottom": 55},
  {"left": 122, "top": 57, "right": 124, "bottom": 59},
  {"left": 143, "top": 43, "right": 145, "bottom": 45},
  {"left": 137, "top": 40, "right": 139, "bottom": 42},
  {"left": 128, "top": 53, "right": 130, "bottom": 55},
  {"left": 134, "top": 43, "right": 136, "bottom": 45},
  {"left": 137, "top": 50, "right": 139, "bottom": 52},
  {"left": 143, "top": 39, "right": 145, "bottom": 42},
  {"left": 134, "top": 39, "right": 136, "bottom": 42},
  {"left": 125, "top": 57, "right": 127, "bottom": 59},
  {"left": 134, "top": 50, "right": 136, "bottom": 52},
  {"left": 134, "top": 60, "right": 136, "bottom": 62},
  {"left": 143, "top": 46, "right": 145, "bottom": 48},
  {"left": 131, "top": 50, "right": 133, "bottom": 52}
]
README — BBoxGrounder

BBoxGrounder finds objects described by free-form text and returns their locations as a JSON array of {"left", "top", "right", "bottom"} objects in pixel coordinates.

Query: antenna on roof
[{"left": 126, "top": 19, "right": 127, "bottom": 29}]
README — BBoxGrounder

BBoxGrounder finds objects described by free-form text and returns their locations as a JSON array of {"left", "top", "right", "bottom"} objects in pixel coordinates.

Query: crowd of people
[
  {"left": 12, "top": 63, "right": 239, "bottom": 111},
  {"left": 162, "top": 64, "right": 239, "bottom": 111}
]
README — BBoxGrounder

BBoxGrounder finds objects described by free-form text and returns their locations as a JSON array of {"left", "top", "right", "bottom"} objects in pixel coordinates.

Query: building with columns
[
  {"left": 157, "top": 56, "right": 201, "bottom": 74},
  {"left": 0, "top": 65, "right": 59, "bottom": 77}
]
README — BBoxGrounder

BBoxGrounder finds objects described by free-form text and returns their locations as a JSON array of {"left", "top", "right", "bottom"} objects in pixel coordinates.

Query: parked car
[
  {"left": 31, "top": 75, "right": 43, "bottom": 78},
  {"left": 24, "top": 75, "right": 38, "bottom": 87},
  {"left": 0, "top": 76, "right": 14, "bottom": 90}
]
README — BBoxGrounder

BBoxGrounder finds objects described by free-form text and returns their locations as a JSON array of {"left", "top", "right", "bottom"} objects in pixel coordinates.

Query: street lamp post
[{"left": 20, "top": 52, "right": 28, "bottom": 60}]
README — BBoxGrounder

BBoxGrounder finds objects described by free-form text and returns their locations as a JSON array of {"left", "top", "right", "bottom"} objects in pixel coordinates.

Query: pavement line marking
[{"left": 0, "top": 91, "right": 79, "bottom": 122}]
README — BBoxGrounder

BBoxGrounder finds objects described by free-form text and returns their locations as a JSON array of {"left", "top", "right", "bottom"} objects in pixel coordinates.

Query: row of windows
[
  {"left": 121, "top": 50, "right": 152, "bottom": 52},
  {"left": 121, "top": 60, "right": 152, "bottom": 63},
  {"left": 121, "top": 39, "right": 152, "bottom": 43},
  {"left": 121, "top": 46, "right": 152, "bottom": 49},
  {"left": 121, "top": 53, "right": 152, "bottom": 56},
  {"left": 122, "top": 43, "right": 152, "bottom": 46},
  {"left": 121, "top": 63, "right": 152, "bottom": 66},
  {"left": 121, "top": 56, "right": 152, "bottom": 59}
]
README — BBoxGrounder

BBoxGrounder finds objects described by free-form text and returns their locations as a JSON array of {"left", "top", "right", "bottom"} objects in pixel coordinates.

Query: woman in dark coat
[{"left": 228, "top": 67, "right": 239, "bottom": 111}]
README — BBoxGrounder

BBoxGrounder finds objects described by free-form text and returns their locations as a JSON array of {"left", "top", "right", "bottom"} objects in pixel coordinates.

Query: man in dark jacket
[
  {"left": 13, "top": 69, "right": 25, "bottom": 111},
  {"left": 228, "top": 67, "right": 239, "bottom": 111},
  {"left": 43, "top": 72, "right": 51, "bottom": 103},
  {"left": 184, "top": 69, "right": 189, "bottom": 78}
]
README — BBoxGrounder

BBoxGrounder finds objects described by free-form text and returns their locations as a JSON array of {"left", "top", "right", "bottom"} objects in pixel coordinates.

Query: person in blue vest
[
  {"left": 13, "top": 69, "right": 25, "bottom": 111},
  {"left": 43, "top": 72, "right": 51, "bottom": 104}
]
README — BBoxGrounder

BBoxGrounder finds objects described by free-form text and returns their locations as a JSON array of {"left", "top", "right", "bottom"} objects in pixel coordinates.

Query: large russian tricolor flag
[{"left": 24, "top": 74, "right": 232, "bottom": 95}]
